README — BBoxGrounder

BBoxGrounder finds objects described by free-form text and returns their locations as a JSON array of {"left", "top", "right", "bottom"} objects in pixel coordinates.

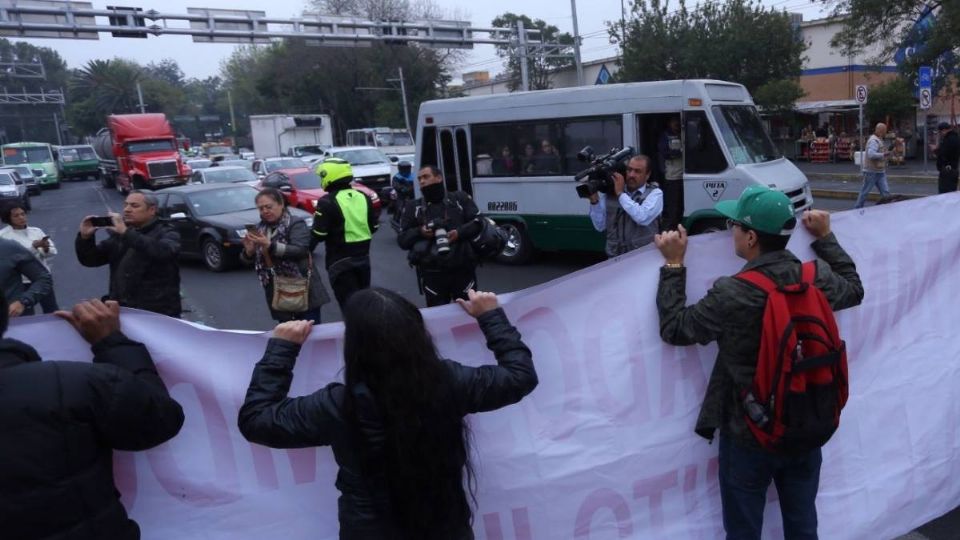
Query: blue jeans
[
  {"left": 718, "top": 436, "right": 822, "bottom": 540},
  {"left": 854, "top": 171, "right": 891, "bottom": 208}
]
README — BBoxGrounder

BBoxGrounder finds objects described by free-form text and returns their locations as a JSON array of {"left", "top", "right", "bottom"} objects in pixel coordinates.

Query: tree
[
  {"left": 824, "top": 1, "right": 960, "bottom": 89},
  {"left": 612, "top": 0, "right": 807, "bottom": 94},
  {"left": 491, "top": 13, "right": 574, "bottom": 92},
  {"left": 753, "top": 79, "right": 807, "bottom": 115},
  {"left": 0, "top": 38, "right": 71, "bottom": 142},
  {"left": 864, "top": 78, "right": 917, "bottom": 125},
  {"left": 67, "top": 59, "right": 144, "bottom": 134}
]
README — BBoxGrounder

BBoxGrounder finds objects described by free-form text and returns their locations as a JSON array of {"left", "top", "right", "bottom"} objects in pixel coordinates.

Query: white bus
[{"left": 415, "top": 79, "right": 813, "bottom": 263}]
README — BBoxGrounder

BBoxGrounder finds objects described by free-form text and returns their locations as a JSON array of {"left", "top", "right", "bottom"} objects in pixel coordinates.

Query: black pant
[
  {"left": 421, "top": 267, "right": 476, "bottom": 307},
  {"left": 938, "top": 168, "right": 959, "bottom": 194},
  {"left": 330, "top": 264, "right": 371, "bottom": 309},
  {"left": 660, "top": 178, "right": 684, "bottom": 231}
]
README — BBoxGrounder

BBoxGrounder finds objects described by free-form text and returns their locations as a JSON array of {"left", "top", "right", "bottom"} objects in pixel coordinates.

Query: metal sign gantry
[
  {"left": 0, "top": 86, "right": 64, "bottom": 104},
  {"left": 0, "top": 0, "right": 543, "bottom": 49}
]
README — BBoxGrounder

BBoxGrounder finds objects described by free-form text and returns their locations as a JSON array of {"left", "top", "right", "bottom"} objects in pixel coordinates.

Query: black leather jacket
[
  {"left": 0, "top": 333, "right": 184, "bottom": 540},
  {"left": 238, "top": 308, "right": 537, "bottom": 539}
]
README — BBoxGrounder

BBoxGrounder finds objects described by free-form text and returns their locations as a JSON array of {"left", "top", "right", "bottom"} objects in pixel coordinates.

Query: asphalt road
[{"left": 13, "top": 180, "right": 959, "bottom": 538}]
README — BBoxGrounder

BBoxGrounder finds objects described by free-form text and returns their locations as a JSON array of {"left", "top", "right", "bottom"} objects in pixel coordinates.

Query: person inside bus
[
  {"left": 588, "top": 154, "right": 664, "bottom": 258},
  {"left": 493, "top": 146, "right": 518, "bottom": 175},
  {"left": 521, "top": 143, "right": 537, "bottom": 174},
  {"left": 532, "top": 139, "right": 561, "bottom": 174}
]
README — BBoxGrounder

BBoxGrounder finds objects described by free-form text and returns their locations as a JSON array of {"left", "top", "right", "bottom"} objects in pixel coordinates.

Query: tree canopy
[{"left": 491, "top": 13, "right": 574, "bottom": 92}]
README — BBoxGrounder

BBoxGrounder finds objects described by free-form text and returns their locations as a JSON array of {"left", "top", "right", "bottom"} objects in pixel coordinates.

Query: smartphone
[
  {"left": 89, "top": 216, "right": 114, "bottom": 227},
  {"left": 41, "top": 235, "right": 50, "bottom": 241},
  {"left": 244, "top": 224, "right": 258, "bottom": 233}
]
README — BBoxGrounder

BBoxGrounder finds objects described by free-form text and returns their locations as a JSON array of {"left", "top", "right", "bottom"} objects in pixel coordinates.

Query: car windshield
[
  {"left": 217, "top": 159, "right": 253, "bottom": 170},
  {"left": 0, "top": 173, "right": 15, "bottom": 185},
  {"left": 333, "top": 149, "right": 387, "bottom": 166},
  {"left": 295, "top": 145, "right": 325, "bottom": 155},
  {"left": 203, "top": 168, "right": 256, "bottom": 184},
  {"left": 188, "top": 187, "right": 258, "bottom": 216},
  {"left": 265, "top": 158, "right": 306, "bottom": 172},
  {"left": 711, "top": 105, "right": 782, "bottom": 164},
  {"left": 206, "top": 146, "right": 232, "bottom": 156},
  {"left": 1, "top": 166, "right": 32, "bottom": 177},
  {"left": 3, "top": 146, "right": 53, "bottom": 164},
  {"left": 289, "top": 171, "right": 322, "bottom": 190},
  {"left": 127, "top": 140, "right": 176, "bottom": 153}
]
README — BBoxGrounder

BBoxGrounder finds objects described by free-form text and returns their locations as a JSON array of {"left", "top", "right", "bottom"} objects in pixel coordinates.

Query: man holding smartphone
[{"left": 75, "top": 191, "right": 183, "bottom": 318}]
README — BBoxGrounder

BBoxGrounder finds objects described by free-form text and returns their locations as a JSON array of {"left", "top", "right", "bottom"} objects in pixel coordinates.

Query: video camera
[{"left": 574, "top": 146, "right": 635, "bottom": 199}]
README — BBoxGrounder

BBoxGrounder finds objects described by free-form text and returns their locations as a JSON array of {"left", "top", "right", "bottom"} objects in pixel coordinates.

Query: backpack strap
[
  {"left": 800, "top": 260, "right": 817, "bottom": 286},
  {"left": 735, "top": 269, "right": 777, "bottom": 295}
]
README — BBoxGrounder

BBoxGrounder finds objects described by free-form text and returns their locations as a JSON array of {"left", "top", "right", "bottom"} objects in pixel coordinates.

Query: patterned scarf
[{"left": 253, "top": 211, "right": 303, "bottom": 287}]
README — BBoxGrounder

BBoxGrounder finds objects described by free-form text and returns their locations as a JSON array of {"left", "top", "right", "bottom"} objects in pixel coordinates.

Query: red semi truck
[{"left": 94, "top": 113, "right": 191, "bottom": 193}]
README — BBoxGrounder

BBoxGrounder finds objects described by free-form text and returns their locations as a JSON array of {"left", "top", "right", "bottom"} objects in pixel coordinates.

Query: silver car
[
  {"left": 0, "top": 171, "right": 30, "bottom": 210},
  {"left": 0, "top": 165, "right": 41, "bottom": 195}
]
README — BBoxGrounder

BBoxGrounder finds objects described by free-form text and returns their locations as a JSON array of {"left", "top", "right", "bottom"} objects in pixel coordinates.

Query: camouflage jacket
[{"left": 656, "top": 233, "right": 864, "bottom": 448}]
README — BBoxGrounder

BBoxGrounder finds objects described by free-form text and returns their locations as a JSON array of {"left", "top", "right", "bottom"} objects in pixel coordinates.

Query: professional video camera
[{"left": 573, "top": 146, "right": 635, "bottom": 199}]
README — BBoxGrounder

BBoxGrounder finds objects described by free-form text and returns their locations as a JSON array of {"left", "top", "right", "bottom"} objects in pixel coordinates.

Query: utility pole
[
  {"left": 517, "top": 20, "right": 530, "bottom": 92},
  {"left": 397, "top": 67, "right": 412, "bottom": 140},
  {"left": 136, "top": 82, "right": 146, "bottom": 113},
  {"left": 227, "top": 89, "right": 237, "bottom": 140},
  {"left": 52, "top": 110, "right": 62, "bottom": 145},
  {"left": 570, "top": 0, "right": 584, "bottom": 86}
]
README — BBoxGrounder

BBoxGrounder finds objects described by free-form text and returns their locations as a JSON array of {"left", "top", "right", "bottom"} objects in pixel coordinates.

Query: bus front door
[{"left": 438, "top": 126, "right": 473, "bottom": 196}]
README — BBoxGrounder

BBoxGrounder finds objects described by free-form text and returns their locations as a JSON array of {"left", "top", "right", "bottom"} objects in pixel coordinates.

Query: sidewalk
[{"left": 795, "top": 159, "right": 940, "bottom": 201}]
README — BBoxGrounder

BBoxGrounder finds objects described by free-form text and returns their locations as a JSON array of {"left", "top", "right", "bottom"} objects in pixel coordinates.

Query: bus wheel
[
  {"left": 689, "top": 218, "right": 727, "bottom": 235},
  {"left": 496, "top": 222, "right": 532, "bottom": 265}
]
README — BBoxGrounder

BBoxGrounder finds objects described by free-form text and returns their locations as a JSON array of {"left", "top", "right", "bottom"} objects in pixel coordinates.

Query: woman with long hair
[
  {"left": 239, "top": 287, "right": 537, "bottom": 539},
  {"left": 0, "top": 203, "right": 58, "bottom": 313},
  {"left": 240, "top": 187, "right": 330, "bottom": 323}
]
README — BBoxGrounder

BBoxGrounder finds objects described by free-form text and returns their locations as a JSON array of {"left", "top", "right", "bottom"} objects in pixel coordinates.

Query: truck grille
[{"left": 148, "top": 160, "right": 179, "bottom": 179}]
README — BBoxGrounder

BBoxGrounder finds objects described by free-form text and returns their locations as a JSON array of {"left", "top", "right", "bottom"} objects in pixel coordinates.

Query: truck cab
[{"left": 95, "top": 114, "right": 191, "bottom": 193}]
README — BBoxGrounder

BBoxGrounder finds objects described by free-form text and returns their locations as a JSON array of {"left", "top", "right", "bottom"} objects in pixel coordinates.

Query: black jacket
[
  {"left": 75, "top": 219, "right": 182, "bottom": 318},
  {"left": 937, "top": 130, "right": 960, "bottom": 172},
  {"left": 397, "top": 192, "right": 482, "bottom": 271},
  {"left": 238, "top": 308, "right": 537, "bottom": 539},
  {"left": 0, "top": 333, "right": 184, "bottom": 540}
]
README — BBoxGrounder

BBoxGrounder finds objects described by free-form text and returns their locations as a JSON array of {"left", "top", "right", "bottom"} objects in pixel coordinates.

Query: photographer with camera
[
  {"left": 398, "top": 165, "right": 483, "bottom": 307},
  {"left": 586, "top": 154, "right": 664, "bottom": 258}
]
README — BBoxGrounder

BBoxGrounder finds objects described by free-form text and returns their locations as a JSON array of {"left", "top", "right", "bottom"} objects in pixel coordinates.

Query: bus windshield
[
  {"left": 711, "top": 105, "right": 781, "bottom": 164},
  {"left": 3, "top": 145, "right": 53, "bottom": 164}
]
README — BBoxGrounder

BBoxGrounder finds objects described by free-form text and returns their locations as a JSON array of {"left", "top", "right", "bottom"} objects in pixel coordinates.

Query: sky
[{"left": 16, "top": 0, "right": 834, "bottom": 84}]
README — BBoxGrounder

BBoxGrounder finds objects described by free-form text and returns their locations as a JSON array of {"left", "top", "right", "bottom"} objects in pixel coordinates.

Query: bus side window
[
  {"left": 685, "top": 111, "right": 728, "bottom": 174},
  {"left": 563, "top": 117, "right": 623, "bottom": 176},
  {"left": 420, "top": 126, "right": 438, "bottom": 171}
]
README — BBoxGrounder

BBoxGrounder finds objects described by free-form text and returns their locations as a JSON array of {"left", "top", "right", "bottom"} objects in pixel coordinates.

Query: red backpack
[{"left": 735, "top": 261, "right": 848, "bottom": 454}]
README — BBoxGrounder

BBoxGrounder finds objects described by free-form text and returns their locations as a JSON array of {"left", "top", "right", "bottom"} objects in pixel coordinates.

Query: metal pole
[
  {"left": 517, "top": 20, "right": 530, "bottom": 92},
  {"left": 570, "top": 0, "right": 584, "bottom": 86},
  {"left": 227, "top": 90, "right": 237, "bottom": 139},
  {"left": 923, "top": 112, "right": 928, "bottom": 172},
  {"left": 398, "top": 67, "right": 413, "bottom": 140},
  {"left": 52, "top": 111, "right": 62, "bottom": 145},
  {"left": 621, "top": 0, "right": 627, "bottom": 49},
  {"left": 858, "top": 103, "right": 863, "bottom": 166},
  {"left": 136, "top": 82, "right": 146, "bottom": 113}
]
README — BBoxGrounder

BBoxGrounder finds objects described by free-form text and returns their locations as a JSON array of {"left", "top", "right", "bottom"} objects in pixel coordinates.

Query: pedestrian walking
[
  {"left": 933, "top": 122, "right": 959, "bottom": 194},
  {"left": 241, "top": 187, "right": 330, "bottom": 324},
  {"left": 854, "top": 123, "right": 892, "bottom": 208},
  {"left": 239, "top": 287, "right": 537, "bottom": 539},
  {"left": 1, "top": 203, "right": 59, "bottom": 313},
  {"left": 654, "top": 185, "right": 864, "bottom": 540}
]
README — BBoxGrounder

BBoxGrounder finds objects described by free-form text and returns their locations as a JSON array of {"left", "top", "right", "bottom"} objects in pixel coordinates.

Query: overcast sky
[{"left": 20, "top": 0, "right": 832, "bottom": 84}]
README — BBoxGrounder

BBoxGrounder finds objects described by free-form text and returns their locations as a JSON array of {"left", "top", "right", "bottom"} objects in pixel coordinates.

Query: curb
[
  {"left": 805, "top": 172, "right": 937, "bottom": 185},
  {"left": 811, "top": 189, "right": 926, "bottom": 201}
]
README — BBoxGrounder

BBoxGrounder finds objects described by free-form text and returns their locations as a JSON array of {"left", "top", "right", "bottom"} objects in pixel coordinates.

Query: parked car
[
  {"left": 320, "top": 146, "right": 392, "bottom": 192},
  {"left": 238, "top": 148, "right": 255, "bottom": 160},
  {"left": 251, "top": 157, "right": 308, "bottom": 178},
  {"left": 213, "top": 159, "right": 254, "bottom": 171},
  {"left": 155, "top": 183, "right": 312, "bottom": 272},
  {"left": 191, "top": 166, "right": 258, "bottom": 185},
  {"left": 57, "top": 144, "right": 100, "bottom": 181},
  {"left": 0, "top": 165, "right": 41, "bottom": 195},
  {"left": 0, "top": 170, "right": 30, "bottom": 210},
  {"left": 258, "top": 169, "right": 381, "bottom": 217}
]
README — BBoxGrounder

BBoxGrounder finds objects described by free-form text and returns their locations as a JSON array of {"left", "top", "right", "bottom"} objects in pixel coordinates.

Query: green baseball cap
[{"left": 715, "top": 185, "right": 796, "bottom": 236}]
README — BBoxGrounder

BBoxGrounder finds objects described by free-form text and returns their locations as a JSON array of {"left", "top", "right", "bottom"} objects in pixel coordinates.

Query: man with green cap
[
  {"left": 310, "top": 158, "right": 379, "bottom": 308},
  {"left": 654, "top": 185, "right": 864, "bottom": 540}
]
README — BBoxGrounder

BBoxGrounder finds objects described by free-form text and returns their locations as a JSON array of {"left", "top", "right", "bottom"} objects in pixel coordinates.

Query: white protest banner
[{"left": 8, "top": 194, "right": 960, "bottom": 539}]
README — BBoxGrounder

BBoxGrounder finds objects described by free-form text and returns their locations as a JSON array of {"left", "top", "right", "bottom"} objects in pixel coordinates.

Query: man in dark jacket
[
  {"left": 934, "top": 122, "right": 960, "bottom": 194},
  {"left": 0, "top": 295, "right": 184, "bottom": 540},
  {"left": 0, "top": 237, "right": 52, "bottom": 317},
  {"left": 397, "top": 165, "right": 482, "bottom": 307},
  {"left": 654, "top": 186, "right": 864, "bottom": 540},
  {"left": 76, "top": 191, "right": 182, "bottom": 318},
  {"left": 309, "top": 158, "right": 378, "bottom": 309}
]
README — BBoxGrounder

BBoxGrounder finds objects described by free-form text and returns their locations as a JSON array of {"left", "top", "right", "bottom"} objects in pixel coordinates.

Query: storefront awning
[{"left": 794, "top": 99, "right": 859, "bottom": 114}]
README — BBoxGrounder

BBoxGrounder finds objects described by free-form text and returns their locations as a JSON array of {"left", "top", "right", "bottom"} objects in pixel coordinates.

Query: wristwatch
[{"left": 663, "top": 262, "right": 684, "bottom": 269}]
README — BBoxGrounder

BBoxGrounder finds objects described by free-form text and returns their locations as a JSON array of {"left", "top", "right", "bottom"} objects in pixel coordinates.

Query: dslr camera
[
  {"left": 574, "top": 146, "right": 636, "bottom": 199},
  {"left": 426, "top": 219, "right": 451, "bottom": 255}
]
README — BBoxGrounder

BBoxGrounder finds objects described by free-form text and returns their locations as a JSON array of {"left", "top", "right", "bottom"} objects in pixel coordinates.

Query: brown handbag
[{"left": 261, "top": 248, "right": 312, "bottom": 313}]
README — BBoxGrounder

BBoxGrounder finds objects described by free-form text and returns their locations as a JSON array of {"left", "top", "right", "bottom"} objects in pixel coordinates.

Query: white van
[{"left": 415, "top": 79, "right": 813, "bottom": 263}]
